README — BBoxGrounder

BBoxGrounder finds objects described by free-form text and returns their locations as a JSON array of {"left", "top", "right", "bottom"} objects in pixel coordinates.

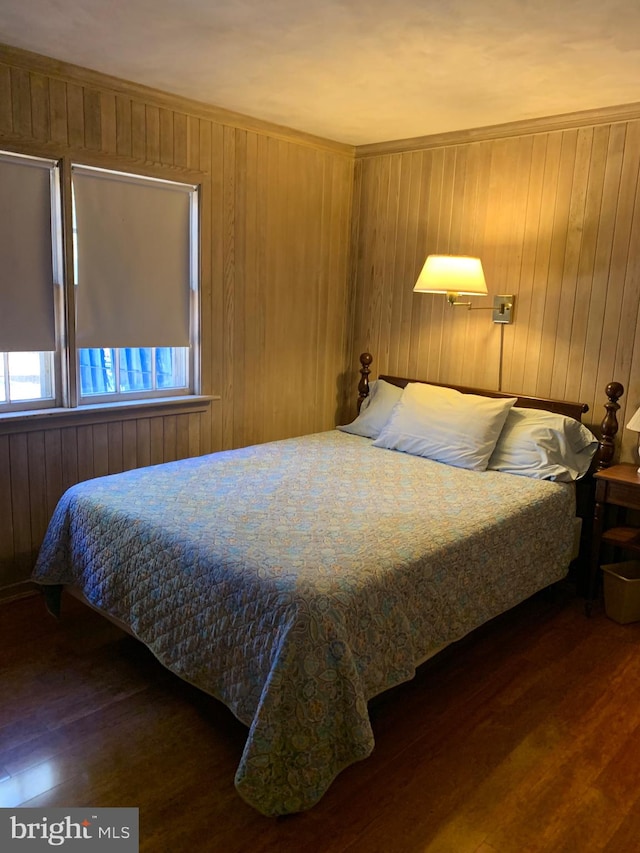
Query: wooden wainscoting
[
  {"left": 0, "top": 403, "right": 213, "bottom": 588},
  {"left": 0, "top": 44, "right": 355, "bottom": 590}
]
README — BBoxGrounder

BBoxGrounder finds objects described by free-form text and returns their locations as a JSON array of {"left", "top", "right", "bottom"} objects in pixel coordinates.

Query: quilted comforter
[{"left": 32, "top": 430, "right": 576, "bottom": 815}]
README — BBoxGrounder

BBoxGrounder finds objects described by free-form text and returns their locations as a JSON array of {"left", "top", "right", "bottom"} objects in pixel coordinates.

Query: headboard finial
[
  {"left": 597, "top": 381, "right": 624, "bottom": 469},
  {"left": 357, "top": 353, "right": 373, "bottom": 412}
]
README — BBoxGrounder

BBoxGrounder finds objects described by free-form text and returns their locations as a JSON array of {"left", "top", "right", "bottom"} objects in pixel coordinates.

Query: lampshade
[
  {"left": 626, "top": 407, "right": 640, "bottom": 474},
  {"left": 627, "top": 407, "right": 640, "bottom": 432},
  {"left": 413, "top": 255, "right": 488, "bottom": 296}
]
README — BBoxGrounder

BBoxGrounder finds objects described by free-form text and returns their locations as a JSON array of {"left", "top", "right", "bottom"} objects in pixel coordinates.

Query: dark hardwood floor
[{"left": 2, "top": 586, "right": 640, "bottom": 852}]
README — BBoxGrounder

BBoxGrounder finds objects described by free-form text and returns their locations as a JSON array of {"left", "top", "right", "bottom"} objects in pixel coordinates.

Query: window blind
[
  {"left": 0, "top": 153, "right": 57, "bottom": 352},
  {"left": 72, "top": 166, "right": 194, "bottom": 349}
]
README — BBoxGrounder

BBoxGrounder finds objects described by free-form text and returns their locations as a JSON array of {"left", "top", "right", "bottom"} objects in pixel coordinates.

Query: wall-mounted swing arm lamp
[{"left": 413, "top": 254, "right": 515, "bottom": 324}]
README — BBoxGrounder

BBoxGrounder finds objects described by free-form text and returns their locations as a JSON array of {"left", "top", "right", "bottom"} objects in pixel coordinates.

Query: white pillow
[
  {"left": 373, "top": 382, "right": 517, "bottom": 471},
  {"left": 337, "top": 379, "right": 403, "bottom": 439},
  {"left": 487, "top": 407, "right": 599, "bottom": 481}
]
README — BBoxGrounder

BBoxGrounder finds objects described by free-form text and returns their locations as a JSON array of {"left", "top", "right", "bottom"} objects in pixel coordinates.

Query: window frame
[
  {"left": 0, "top": 150, "right": 204, "bottom": 421},
  {"left": 0, "top": 149, "right": 64, "bottom": 413}
]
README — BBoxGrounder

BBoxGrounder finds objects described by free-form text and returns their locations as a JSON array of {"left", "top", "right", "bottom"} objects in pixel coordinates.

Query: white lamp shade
[
  {"left": 627, "top": 406, "right": 640, "bottom": 432},
  {"left": 414, "top": 255, "right": 488, "bottom": 296}
]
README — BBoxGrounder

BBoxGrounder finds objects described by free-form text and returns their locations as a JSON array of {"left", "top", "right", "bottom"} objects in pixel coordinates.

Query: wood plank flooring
[{"left": 2, "top": 588, "right": 640, "bottom": 852}]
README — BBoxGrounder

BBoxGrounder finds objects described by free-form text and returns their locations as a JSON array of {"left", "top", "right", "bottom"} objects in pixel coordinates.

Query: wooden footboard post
[
  {"left": 357, "top": 352, "right": 373, "bottom": 412},
  {"left": 596, "top": 381, "right": 624, "bottom": 470}
]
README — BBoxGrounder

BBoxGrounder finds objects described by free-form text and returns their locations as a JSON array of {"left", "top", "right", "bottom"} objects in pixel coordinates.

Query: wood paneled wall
[
  {"left": 3, "top": 42, "right": 640, "bottom": 594},
  {"left": 349, "top": 117, "right": 640, "bottom": 462},
  {"left": 0, "top": 45, "right": 354, "bottom": 591}
]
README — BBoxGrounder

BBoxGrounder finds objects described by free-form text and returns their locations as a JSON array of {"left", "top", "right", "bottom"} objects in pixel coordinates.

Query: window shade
[
  {"left": 0, "top": 153, "right": 57, "bottom": 352},
  {"left": 72, "top": 166, "right": 194, "bottom": 349}
]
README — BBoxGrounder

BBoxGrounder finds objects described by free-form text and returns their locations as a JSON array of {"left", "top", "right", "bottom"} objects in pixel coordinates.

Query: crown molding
[
  {"left": 356, "top": 101, "right": 640, "bottom": 158},
  {"left": 0, "top": 43, "right": 355, "bottom": 158}
]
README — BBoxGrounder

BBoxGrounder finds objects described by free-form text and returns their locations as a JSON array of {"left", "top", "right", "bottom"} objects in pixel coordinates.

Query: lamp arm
[{"left": 447, "top": 297, "right": 514, "bottom": 314}]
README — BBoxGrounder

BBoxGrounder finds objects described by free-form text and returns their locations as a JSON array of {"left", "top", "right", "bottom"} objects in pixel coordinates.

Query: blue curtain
[{"left": 80, "top": 348, "right": 174, "bottom": 395}]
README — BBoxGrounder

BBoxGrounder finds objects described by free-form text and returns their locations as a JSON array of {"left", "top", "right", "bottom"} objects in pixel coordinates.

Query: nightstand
[{"left": 588, "top": 463, "right": 640, "bottom": 614}]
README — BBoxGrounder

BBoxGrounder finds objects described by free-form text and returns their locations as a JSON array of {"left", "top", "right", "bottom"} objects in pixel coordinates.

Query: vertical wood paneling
[
  {"left": 100, "top": 92, "right": 117, "bottom": 154},
  {"left": 498, "top": 135, "right": 534, "bottom": 392},
  {"left": 508, "top": 133, "right": 550, "bottom": 393},
  {"left": 145, "top": 104, "right": 160, "bottom": 162},
  {"left": 351, "top": 117, "right": 640, "bottom": 460},
  {"left": 83, "top": 88, "right": 102, "bottom": 150},
  {"left": 407, "top": 151, "right": 433, "bottom": 379},
  {"left": 149, "top": 418, "right": 164, "bottom": 465},
  {"left": 9, "top": 434, "right": 31, "bottom": 576},
  {"left": 254, "top": 134, "right": 269, "bottom": 435},
  {"left": 615, "top": 132, "right": 640, "bottom": 418},
  {"left": 136, "top": 419, "right": 151, "bottom": 469},
  {"left": 535, "top": 129, "right": 579, "bottom": 397},
  {"left": 29, "top": 73, "right": 50, "bottom": 141},
  {"left": 60, "top": 427, "right": 79, "bottom": 491},
  {"left": 174, "top": 113, "right": 188, "bottom": 168},
  {"left": 48, "top": 78, "right": 68, "bottom": 145},
  {"left": 92, "top": 424, "right": 109, "bottom": 478},
  {"left": 66, "top": 82, "right": 85, "bottom": 148},
  {"left": 222, "top": 125, "right": 236, "bottom": 449},
  {"left": 27, "top": 432, "right": 47, "bottom": 553},
  {"left": 0, "top": 65, "right": 12, "bottom": 133},
  {"left": 423, "top": 148, "right": 447, "bottom": 380},
  {"left": 601, "top": 122, "right": 640, "bottom": 394},
  {"left": 0, "top": 436, "right": 14, "bottom": 575},
  {"left": 243, "top": 131, "right": 259, "bottom": 444},
  {"left": 199, "top": 119, "right": 216, "bottom": 455},
  {"left": 4, "top": 45, "right": 640, "bottom": 590},
  {"left": 0, "top": 47, "right": 353, "bottom": 588},
  {"left": 43, "top": 429, "right": 63, "bottom": 519},
  {"left": 107, "top": 422, "right": 123, "bottom": 474},
  {"left": 163, "top": 415, "right": 177, "bottom": 462},
  {"left": 176, "top": 414, "right": 190, "bottom": 460},
  {"left": 121, "top": 420, "right": 138, "bottom": 471},
  {"left": 131, "top": 101, "right": 146, "bottom": 160},
  {"left": 315, "top": 153, "right": 333, "bottom": 425},
  {"left": 10, "top": 67, "right": 32, "bottom": 137},
  {"left": 582, "top": 125, "right": 626, "bottom": 408},
  {"left": 188, "top": 413, "right": 201, "bottom": 458},
  {"left": 187, "top": 115, "right": 200, "bottom": 170},
  {"left": 233, "top": 129, "right": 247, "bottom": 447},
  {"left": 115, "top": 95, "right": 132, "bottom": 157},
  {"left": 76, "top": 425, "right": 94, "bottom": 484},
  {"left": 159, "top": 108, "right": 174, "bottom": 165}
]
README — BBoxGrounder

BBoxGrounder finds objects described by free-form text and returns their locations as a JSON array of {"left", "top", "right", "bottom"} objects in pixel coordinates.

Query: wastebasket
[{"left": 601, "top": 560, "right": 640, "bottom": 624}]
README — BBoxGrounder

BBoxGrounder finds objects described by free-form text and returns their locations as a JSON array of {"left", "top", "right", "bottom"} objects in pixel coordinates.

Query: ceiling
[{"left": 1, "top": 0, "right": 639, "bottom": 146}]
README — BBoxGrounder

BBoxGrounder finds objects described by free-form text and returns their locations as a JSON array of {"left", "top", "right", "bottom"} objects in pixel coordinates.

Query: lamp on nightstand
[{"left": 625, "top": 406, "right": 640, "bottom": 473}]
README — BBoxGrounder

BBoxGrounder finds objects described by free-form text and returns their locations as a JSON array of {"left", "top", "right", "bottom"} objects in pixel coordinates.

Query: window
[
  {"left": 0, "top": 151, "right": 200, "bottom": 415},
  {"left": 0, "top": 151, "right": 61, "bottom": 411},
  {"left": 78, "top": 347, "right": 187, "bottom": 398}
]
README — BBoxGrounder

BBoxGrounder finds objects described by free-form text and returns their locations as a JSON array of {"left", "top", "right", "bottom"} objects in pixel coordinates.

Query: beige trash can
[{"left": 601, "top": 560, "right": 640, "bottom": 624}]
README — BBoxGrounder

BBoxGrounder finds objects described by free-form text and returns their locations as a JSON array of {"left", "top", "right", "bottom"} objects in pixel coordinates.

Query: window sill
[{"left": 0, "top": 395, "right": 217, "bottom": 435}]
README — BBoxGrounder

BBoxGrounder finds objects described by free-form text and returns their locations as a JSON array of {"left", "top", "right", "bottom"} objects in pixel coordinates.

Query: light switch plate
[{"left": 492, "top": 294, "right": 514, "bottom": 324}]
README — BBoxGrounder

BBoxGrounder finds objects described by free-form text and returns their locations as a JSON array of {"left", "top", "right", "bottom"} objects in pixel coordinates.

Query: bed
[{"left": 31, "top": 355, "right": 622, "bottom": 816}]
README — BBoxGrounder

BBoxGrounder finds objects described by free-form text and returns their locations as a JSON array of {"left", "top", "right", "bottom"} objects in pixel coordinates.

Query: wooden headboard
[{"left": 356, "top": 352, "right": 624, "bottom": 470}]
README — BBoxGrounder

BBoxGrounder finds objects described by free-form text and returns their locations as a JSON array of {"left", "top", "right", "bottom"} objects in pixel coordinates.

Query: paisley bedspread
[{"left": 32, "top": 430, "right": 576, "bottom": 815}]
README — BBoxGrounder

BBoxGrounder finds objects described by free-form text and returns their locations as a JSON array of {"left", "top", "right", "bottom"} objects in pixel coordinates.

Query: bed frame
[{"left": 356, "top": 352, "right": 624, "bottom": 471}]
